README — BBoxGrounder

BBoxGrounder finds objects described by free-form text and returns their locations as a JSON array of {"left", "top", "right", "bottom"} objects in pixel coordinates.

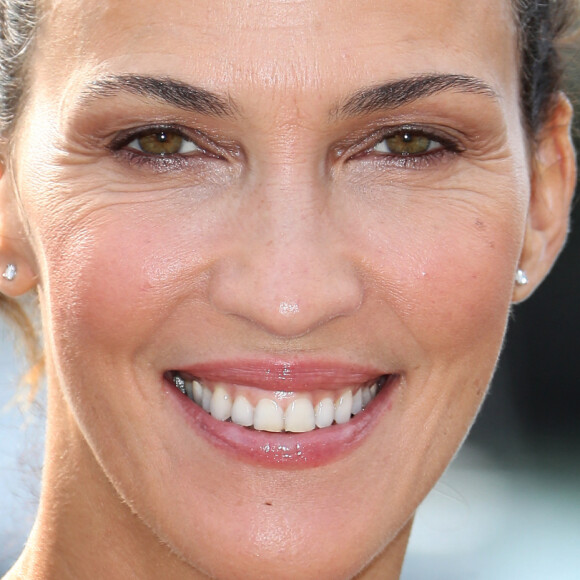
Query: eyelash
[
  {"left": 351, "top": 126, "right": 462, "bottom": 169},
  {"left": 109, "top": 125, "right": 222, "bottom": 170},
  {"left": 108, "top": 124, "right": 462, "bottom": 172}
]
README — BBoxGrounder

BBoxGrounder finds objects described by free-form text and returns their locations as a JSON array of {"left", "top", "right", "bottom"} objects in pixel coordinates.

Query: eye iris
[
  {"left": 138, "top": 131, "right": 183, "bottom": 155},
  {"left": 386, "top": 132, "right": 431, "bottom": 155}
]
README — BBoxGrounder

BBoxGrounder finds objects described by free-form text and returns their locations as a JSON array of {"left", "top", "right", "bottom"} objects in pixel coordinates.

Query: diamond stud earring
[
  {"left": 515, "top": 269, "right": 528, "bottom": 286},
  {"left": 2, "top": 264, "right": 16, "bottom": 281}
]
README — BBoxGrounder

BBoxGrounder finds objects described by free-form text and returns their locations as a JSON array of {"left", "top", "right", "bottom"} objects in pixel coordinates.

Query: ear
[
  {"left": 0, "top": 152, "right": 38, "bottom": 297},
  {"left": 513, "top": 93, "right": 577, "bottom": 303}
]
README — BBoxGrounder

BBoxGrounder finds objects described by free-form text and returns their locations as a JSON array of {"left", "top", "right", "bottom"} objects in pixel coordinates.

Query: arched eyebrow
[
  {"left": 78, "top": 73, "right": 497, "bottom": 120},
  {"left": 80, "top": 74, "right": 238, "bottom": 117},
  {"left": 332, "top": 74, "right": 499, "bottom": 118}
]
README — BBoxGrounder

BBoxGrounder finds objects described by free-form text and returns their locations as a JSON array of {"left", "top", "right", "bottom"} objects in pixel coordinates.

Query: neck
[{"left": 5, "top": 377, "right": 411, "bottom": 580}]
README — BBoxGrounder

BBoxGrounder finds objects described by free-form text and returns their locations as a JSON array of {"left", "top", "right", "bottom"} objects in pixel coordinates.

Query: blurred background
[{"left": 1, "top": 42, "right": 580, "bottom": 580}]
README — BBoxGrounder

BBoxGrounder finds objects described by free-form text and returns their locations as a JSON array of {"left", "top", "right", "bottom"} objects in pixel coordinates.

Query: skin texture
[{"left": 0, "top": 0, "right": 575, "bottom": 578}]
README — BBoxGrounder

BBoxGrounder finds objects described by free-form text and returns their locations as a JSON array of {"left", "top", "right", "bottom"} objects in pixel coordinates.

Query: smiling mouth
[{"left": 166, "top": 371, "right": 391, "bottom": 433}]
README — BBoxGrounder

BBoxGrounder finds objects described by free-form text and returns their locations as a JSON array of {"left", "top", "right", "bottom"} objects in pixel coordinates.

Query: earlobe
[
  {"left": 513, "top": 93, "right": 577, "bottom": 303},
  {"left": 0, "top": 155, "right": 38, "bottom": 298},
  {"left": 0, "top": 258, "right": 37, "bottom": 297}
]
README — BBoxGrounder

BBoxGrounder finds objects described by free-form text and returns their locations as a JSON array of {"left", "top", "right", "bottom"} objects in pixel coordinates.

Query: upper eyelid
[
  {"left": 334, "top": 124, "right": 464, "bottom": 157},
  {"left": 108, "top": 122, "right": 462, "bottom": 165},
  {"left": 338, "top": 126, "right": 464, "bottom": 172}
]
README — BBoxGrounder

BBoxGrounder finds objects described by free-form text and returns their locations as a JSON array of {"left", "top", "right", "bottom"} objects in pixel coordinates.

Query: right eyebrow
[{"left": 79, "top": 74, "right": 238, "bottom": 117}]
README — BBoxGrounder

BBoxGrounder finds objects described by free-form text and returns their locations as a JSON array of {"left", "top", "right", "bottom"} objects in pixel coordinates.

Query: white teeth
[
  {"left": 315, "top": 397, "right": 335, "bottom": 428},
  {"left": 231, "top": 395, "right": 254, "bottom": 427},
  {"left": 210, "top": 386, "right": 232, "bottom": 421},
  {"left": 202, "top": 387, "right": 212, "bottom": 412},
  {"left": 192, "top": 381, "right": 203, "bottom": 405},
  {"left": 352, "top": 389, "right": 362, "bottom": 415},
  {"left": 361, "top": 386, "right": 372, "bottom": 407},
  {"left": 177, "top": 375, "right": 387, "bottom": 432},
  {"left": 334, "top": 390, "right": 353, "bottom": 424},
  {"left": 254, "top": 399, "right": 285, "bottom": 432},
  {"left": 284, "top": 398, "right": 316, "bottom": 433}
]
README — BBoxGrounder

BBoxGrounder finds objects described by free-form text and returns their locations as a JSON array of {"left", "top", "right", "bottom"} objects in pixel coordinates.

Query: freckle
[
  {"left": 489, "top": 241, "right": 496, "bottom": 249},
  {"left": 264, "top": 501, "right": 273, "bottom": 506}
]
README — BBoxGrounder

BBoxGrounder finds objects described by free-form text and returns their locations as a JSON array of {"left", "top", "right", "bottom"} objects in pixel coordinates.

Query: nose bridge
[{"left": 208, "top": 165, "right": 363, "bottom": 338}]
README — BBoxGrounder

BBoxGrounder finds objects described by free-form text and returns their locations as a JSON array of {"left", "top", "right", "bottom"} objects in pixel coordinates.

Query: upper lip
[{"left": 170, "top": 359, "right": 388, "bottom": 391}]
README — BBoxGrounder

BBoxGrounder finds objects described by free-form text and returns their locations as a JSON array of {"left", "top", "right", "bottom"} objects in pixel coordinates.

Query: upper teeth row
[{"left": 173, "top": 377, "right": 380, "bottom": 433}]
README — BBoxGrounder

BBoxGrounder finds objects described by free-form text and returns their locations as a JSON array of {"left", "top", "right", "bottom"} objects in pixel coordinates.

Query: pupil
[{"left": 402, "top": 133, "right": 413, "bottom": 142}]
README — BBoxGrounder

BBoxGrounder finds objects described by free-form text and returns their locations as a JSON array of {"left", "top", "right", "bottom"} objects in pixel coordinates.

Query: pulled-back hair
[
  {"left": 0, "top": 0, "right": 36, "bottom": 134},
  {"left": 515, "top": 0, "right": 579, "bottom": 135}
]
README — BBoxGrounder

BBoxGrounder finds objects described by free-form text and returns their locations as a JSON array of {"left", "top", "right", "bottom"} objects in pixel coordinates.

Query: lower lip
[{"left": 165, "top": 375, "right": 400, "bottom": 468}]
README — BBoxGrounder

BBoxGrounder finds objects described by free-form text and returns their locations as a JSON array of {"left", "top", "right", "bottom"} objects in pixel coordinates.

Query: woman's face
[{"left": 3, "top": 0, "right": 554, "bottom": 577}]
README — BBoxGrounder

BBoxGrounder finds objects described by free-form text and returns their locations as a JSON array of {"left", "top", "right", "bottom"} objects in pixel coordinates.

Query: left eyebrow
[
  {"left": 333, "top": 73, "right": 499, "bottom": 118},
  {"left": 79, "top": 74, "right": 238, "bottom": 117}
]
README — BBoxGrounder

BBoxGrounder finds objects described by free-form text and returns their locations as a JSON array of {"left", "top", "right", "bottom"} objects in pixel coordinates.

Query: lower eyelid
[
  {"left": 112, "top": 149, "right": 206, "bottom": 171},
  {"left": 111, "top": 143, "right": 231, "bottom": 172},
  {"left": 352, "top": 145, "right": 458, "bottom": 171}
]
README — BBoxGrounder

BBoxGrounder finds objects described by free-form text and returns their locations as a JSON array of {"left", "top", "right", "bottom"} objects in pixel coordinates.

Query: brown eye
[
  {"left": 127, "top": 130, "right": 200, "bottom": 155},
  {"left": 373, "top": 132, "right": 440, "bottom": 156}
]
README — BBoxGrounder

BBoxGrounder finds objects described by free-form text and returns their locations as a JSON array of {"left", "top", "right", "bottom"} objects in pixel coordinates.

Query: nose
[{"left": 209, "top": 184, "right": 363, "bottom": 338}]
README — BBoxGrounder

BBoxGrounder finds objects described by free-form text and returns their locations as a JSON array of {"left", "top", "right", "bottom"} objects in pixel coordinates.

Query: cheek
[
  {"left": 34, "top": 205, "right": 214, "bottom": 357},
  {"left": 412, "top": 226, "right": 515, "bottom": 336},
  {"left": 359, "top": 195, "right": 526, "bottom": 358}
]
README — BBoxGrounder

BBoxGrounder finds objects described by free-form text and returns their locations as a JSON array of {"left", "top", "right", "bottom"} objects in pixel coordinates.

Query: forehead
[{"left": 37, "top": 0, "right": 518, "bottom": 113}]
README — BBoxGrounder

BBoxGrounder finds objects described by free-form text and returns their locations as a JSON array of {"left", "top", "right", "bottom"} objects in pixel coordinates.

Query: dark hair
[
  {"left": 0, "top": 0, "right": 578, "bottom": 392},
  {"left": 515, "top": 0, "right": 579, "bottom": 135}
]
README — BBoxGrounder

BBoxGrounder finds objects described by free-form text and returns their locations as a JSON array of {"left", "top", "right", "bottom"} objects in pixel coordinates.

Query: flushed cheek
[
  {"left": 418, "top": 234, "right": 516, "bottom": 345},
  {"left": 363, "top": 208, "right": 523, "bottom": 355},
  {"left": 39, "top": 211, "right": 214, "bottom": 354}
]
